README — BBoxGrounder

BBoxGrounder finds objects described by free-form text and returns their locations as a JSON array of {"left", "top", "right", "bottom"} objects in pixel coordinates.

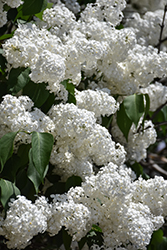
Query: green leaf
[
  {"left": 123, "top": 94, "right": 145, "bottom": 127},
  {"left": 62, "top": 229, "right": 72, "bottom": 250},
  {"left": 35, "top": 2, "right": 53, "bottom": 20},
  {"left": 159, "top": 237, "right": 167, "bottom": 250},
  {"left": 1, "top": 155, "right": 22, "bottom": 183},
  {"left": 78, "top": 237, "right": 87, "bottom": 250},
  {"left": 141, "top": 94, "right": 150, "bottom": 129},
  {"left": 65, "top": 175, "right": 82, "bottom": 192},
  {"left": 148, "top": 229, "right": 164, "bottom": 250},
  {"left": 8, "top": 67, "right": 31, "bottom": 94},
  {"left": 0, "top": 132, "right": 18, "bottom": 172},
  {"left": 27, "top": 149, "right": 44, "bottom": 193},
  {"left": 161, "top": 105, "right": 167, "bottom": 121},
  {"left": 0, "top": 52, "right": 7, "bottom": 71},
  {"left": 116, "top": 103, "right": 132, "bottom": 141},
  {"left": 0, "top": 179, "right": 20, "bottom": 208},
  {"left": 16, "top": 168, "right": 36, "bottom": 201},
  {"left": 61, "top": 80, "right": 76, "bottom": 104},
  {"left": 0, "top": 32, "right": 14, "bottom": 41},
  {"left": 17, "top": 144, "right": 31, "bottom": 167},
  {"left": 45, "top": 182, "right": 65, "bottom": 198},
  {"left": 22, "top": 0, "right": 47, "bottom": 15},
  {"left": 130, "top": 162, "right": 143, "bottom": 178},
  {"left": 101, "top": 115, "right": 113, "bottom": 129},
  {"left": 91, "top": 224, "right": 102, "bottom": 233},
  {"left": 23, "top": 81, "right": 50, "bottom": 108},
  {"left": 31, "top": 132, "right": 54, "bottom": 180}
]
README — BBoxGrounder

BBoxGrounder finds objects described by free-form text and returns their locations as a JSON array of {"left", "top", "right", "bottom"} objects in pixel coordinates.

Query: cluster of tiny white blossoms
[
  {"left": 1, "top": 163, "right": 167, "bottom": 249},
  {"left": 48, "top": 103, "right": 125, "bottom": 180},
  {"left": 75, "top": 88, "right": 119, "bottom": 118},
  {"left": 3, "top": 0, "right": 167, "bottom": 96},
  {"left": 140, "top": 81, "right": 167, "bottom": 111},
  {"left": 48, "top": 0, "right": 80, "bottom": 14},
  {"left": 0, "top": 94, "right": 55, "bottom": 144},
  {"left": 124, "top": 10, "right": 167, "bottom": 49},
  {"left": 1, "top": 0, "right": 167, "bottom": 249},
  {"left": 111, "top": 116, "right": 157, "bottom": 163},
  {"left": 0, "top": 196, "right": 51, "bottom": 249}
]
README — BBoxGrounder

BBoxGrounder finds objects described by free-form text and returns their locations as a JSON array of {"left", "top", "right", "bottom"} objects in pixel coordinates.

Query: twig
[
  {"left": 149, "top": 159, "right": 167, "bottom": 177},
  {"left": 154, "top": 121, "right": 167, "bottom": 127},
  {"left": 150, "top": 101, "right": 167, "bottom": 121},
  {"left": 157, "top": 4, "right": 167, "bottom": 53}
]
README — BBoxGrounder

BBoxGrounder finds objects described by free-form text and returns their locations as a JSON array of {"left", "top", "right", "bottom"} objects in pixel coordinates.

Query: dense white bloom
[
  {"left": 132, "top": 176, "right": 167, "bottom": 217},
  {"left": 98, "top": 42, "right": 167, "bottom": 95},
  {"left": 48, "top": 0, "right": 80, "bottom": 14},
  {"left": 43, "top": 3, "right": 76, "bottom": 36},
  {"left": 80, "top": 0, "right": 126, "bottom": 27},
  {"left": 48, "top": 103, "right": 96, "bottom": 140},
  {"left": 0, "top": 95, "right": 55, "bottom": 143},
  {"left": 51, "top": 146, "right": 94, "bottom": 181},
  {"left": 75, "top": 89, "right": 119, "bottom": 118},
  {"left": 2, "top": 23, "right": 66, "bottom": 69},
  {"left": 0, "top": 2, "right": 7, "bottom": 28},
  {"left": 1, "top": 196, "right": 50, "bottom": 249},
  {"left": 67, "top": 163, "right": 163, "bottom": 249},
  {"left": 111, "top": 117, "right": 157, "bottom": 162},
  {"left": 139, "top": 82, "right": 167, "bottom": 111},
  {"left": 48, "top": 194, "right": 91, "bottom": 240},
  {"left": 30, "top": 50, "right": 66, "bottom": 90},
  {"left": 124, "top": 10, "right": 167, "bottom": 48},
  {"left": 3, "top": 0, "right": 23, "bottom": 8},
  {"left": 48, "top": 103, "right": 126, "bottom": 179}
]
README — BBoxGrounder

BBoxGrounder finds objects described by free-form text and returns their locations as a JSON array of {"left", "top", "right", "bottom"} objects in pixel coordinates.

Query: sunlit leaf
[{"left": 123, "top": 94, "right": 144, "bottom": 127}]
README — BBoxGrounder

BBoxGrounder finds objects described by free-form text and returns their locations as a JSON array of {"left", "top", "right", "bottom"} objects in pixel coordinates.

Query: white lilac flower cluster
[
  {"left": 48, "top": 103, "right": 125, "bottom": 180},
  {"left": 140, "top": 82, "right": 167, "bottom": 111},
  {"left": 48, "top": 0, "right": 80, "bottom": 14},
  {"left": 111, "top": 117, "right": 157, "bottom": 163},
  {"left": 0, "top": 94, "right": 125, "bottom": 180},
  {"left": 75, "top": 88, "right": 119, "bottom": 118},
  {"left": 3, "top": 0, "right": 167, "bottom": 96},
  {"left": 0, "top": 196, "right": 51, "bottom": 249},
  {"left": 1, "top": 0, "right": 167, "bottom": 249},
  {"left": 1, "top": 163, "right": 167, "bottom": 250},
  {"left": 0, "top": 95, "right": 55, "bottom": 144},
  {"left": 0, "top": 0, "right": 23, "bottom": 28},
  {"left": 124, "top": 10, "right": 167, "bottom": 49}
]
